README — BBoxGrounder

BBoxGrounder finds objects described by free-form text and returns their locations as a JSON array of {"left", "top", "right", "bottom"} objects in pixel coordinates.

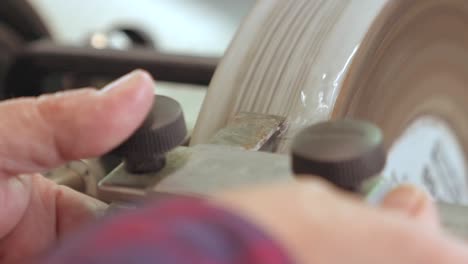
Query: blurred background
[
  {"left": 27, "top": 0, "right": 256, "bottom": 132},
  {"left": 29, "top": 0, "right": 255, "bottom": 56}
]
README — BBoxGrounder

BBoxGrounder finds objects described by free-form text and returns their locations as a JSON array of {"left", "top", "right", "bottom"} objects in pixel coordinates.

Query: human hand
[
  {"left": 0, "top": 70, "right": 155, "bottom": 263},
  {"left": 216, "top": 179, "right": 468, "bottom": 263}
]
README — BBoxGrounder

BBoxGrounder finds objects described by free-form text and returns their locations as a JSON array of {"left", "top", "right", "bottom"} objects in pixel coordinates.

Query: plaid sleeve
[{"left": 39, "top": 197, "right": 294, "bottom": 264}]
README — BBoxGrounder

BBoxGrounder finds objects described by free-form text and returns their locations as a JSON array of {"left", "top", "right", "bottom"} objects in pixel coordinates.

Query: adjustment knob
[
  {"left": 291, "top": 119, "right": 386, "bottom": 191},
  {"left": 114, "top": 95, "right": 187, "bottom": 173}
]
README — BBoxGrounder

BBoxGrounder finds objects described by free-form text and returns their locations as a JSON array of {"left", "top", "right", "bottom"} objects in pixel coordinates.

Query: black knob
[
  {"left": 291, "top": 119, "right": 386, "bottom": 191},
  {"left": 113, "top": 95, "right": 187, "bottom": 173}
]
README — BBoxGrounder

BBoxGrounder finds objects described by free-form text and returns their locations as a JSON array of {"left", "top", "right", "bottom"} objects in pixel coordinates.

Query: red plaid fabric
[{"left": 39, "top": 197, "right": 293, "bottom": 264}]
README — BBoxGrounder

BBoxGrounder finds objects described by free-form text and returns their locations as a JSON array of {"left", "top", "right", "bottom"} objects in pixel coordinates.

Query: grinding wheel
[{"left": 192, "top": 0, "right": 468, "bottom": 204}]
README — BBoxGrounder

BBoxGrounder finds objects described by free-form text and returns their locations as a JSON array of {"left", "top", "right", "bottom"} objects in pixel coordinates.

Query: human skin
[{"left": 0, "top": 70, "right": 467, "bottom": 263}]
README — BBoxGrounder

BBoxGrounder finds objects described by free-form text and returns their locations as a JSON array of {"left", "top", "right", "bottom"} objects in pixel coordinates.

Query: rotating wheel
[{"left": 192, "top": 0, "right": 468, "bottom": 204}]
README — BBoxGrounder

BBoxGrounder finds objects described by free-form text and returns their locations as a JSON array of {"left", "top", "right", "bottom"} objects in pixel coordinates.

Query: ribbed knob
[
  {"left": 113, "top": 95, "right": 187, "bottom": 173},
  {"left": 291, "top": 119, "right": 386, "bottom": 191}
]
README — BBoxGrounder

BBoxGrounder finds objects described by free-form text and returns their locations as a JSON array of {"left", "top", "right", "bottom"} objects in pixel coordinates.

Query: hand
[
  {"left": 216, "top": 179, "right": 468, "bottom": 263},
  {"left": 0, "top": 70, "right": 155, "bottom": 263}
]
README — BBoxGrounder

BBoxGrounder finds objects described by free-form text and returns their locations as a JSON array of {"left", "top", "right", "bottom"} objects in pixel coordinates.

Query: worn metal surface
[
  {"left": 208, "top": 112, "right": 286, "bottom": 151},
  {"left": 99, "top": 144, "right": 292, "bottom": 202},
  {"left": 152, "top": 144, "right": 292, "bottom": 195},
  {"left": 98, "top": 147, "right": 193, "bottom": 202}
]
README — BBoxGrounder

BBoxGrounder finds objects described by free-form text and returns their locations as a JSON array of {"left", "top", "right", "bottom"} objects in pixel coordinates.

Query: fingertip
[
  {"left": 86, "top": 70, "right": 155, "bottom": 155},
  {"left": 47, "top": 70, "right": 156, "bottom": 160},
  {"left": 99, "top": 69, "right": 155, "bottom": 95},
  {"left": 382, "top": 184, "right": 440, "bottom": 227},
  {"left": 102, "top": 70, "right": 155, "bottom": 117}
]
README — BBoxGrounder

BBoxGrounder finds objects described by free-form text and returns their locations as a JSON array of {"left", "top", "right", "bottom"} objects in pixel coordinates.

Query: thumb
[
  {"left": 0, "top": 70, "right": 154, "bottom": 177},
  {"left": 381, "top": 184, "right": 440, "bottom": 228}
]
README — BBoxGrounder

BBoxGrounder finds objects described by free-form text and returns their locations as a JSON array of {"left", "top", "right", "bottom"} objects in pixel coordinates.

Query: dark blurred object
[
  {"left": 5, "top": 41, "right": 218, "bottom": 96},
  {"left": 0, "top": 0, "right": 218, "bottom": 99},
  {"left": 85, "top": 26, "right": 157, "bottom": 50},
  {"left": 0, "top": 0, "right": 51, "bottom": 41}
]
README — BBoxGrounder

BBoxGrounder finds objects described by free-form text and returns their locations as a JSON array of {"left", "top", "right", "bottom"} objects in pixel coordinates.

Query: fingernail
[
  {"left": 100, "top": 70, "right": 153, "bottom": 94},
  {"left": 382, "top": 185, "right": 427, "bottom": 215}
]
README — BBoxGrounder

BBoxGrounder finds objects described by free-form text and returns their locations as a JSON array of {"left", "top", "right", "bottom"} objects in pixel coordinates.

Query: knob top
[
  {"left": 114, "top": 95, "right": 187, "bottom": 173},
  {"left": 291, "top": 119, "right": 386, "bottom": 191}
]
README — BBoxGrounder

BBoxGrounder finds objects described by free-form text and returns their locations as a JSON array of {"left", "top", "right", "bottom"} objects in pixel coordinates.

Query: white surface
[{"left": 383, "top": 117, "right": 468, "bottom": 204}]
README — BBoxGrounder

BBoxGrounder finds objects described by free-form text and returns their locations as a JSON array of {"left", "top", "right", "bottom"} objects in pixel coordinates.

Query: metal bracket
[{"left": 97, "top": 112, "right": 288, "bottom": 202}]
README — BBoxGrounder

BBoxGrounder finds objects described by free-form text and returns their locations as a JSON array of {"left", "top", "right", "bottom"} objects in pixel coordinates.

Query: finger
[
  {"left": 292, "top": 180, "right": 468, "bottom": 263},
  {"left": 0, "top": 174, "right": 50, "bottom": 263},
  {"left": 0, "top": 70, "right": 154, "bottom": 177},
  {"left": 0, "top": 174, "right": 107, "bottom": 263},
  {"left": 381, "top": 184, "right": 440, "bottom": 227},
  {"left": 0, "top": 175, "right": 31, "bottom": 239},
  {"left": 294, "top": 180, "right": 468, "bottom": 263},
  {"left": 215, "top": 179, "right": 468, "bottom": 264}
]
